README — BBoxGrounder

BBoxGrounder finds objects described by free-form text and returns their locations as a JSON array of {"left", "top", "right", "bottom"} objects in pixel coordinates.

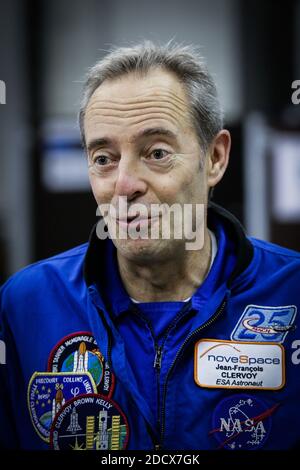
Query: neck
[{"left": 116, "top": 227, "right": 212, "bottom": 302}]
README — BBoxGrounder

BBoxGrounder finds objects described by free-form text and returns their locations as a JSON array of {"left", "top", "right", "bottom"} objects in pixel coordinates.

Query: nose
[{"left": 114, "top": 157, "right": 147, "bottom": 201}]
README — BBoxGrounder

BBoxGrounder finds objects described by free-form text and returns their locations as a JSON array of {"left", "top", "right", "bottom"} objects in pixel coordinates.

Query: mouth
[
  {"left": 114, "top": 214, "right": 159, "bottom": 226},
  {"left": 116, "top": 214, "right": 140, "bottom": 222}
]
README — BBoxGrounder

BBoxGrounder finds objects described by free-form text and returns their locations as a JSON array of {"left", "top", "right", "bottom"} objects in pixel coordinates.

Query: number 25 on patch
[{"left": 231, "top": 305, "right": 297, "bottom": 343}]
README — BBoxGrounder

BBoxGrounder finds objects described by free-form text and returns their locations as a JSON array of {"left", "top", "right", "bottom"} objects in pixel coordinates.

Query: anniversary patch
[
  {"left": 50, "top": 394, "right": 129, "bottom": 450},
  {"left": 27, "top": 372, "right": 97, "bottom": 442},
  {"left": 47, "top": 332, "right": 115, "bottom": 397},
  {"left": 231, "top": 304, "right": 297, "bottom": 343}
]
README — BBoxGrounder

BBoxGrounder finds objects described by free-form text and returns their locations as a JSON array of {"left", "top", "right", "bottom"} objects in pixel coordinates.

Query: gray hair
[{"left": 79, "top": 40, "right": 223, "bottom": 154}]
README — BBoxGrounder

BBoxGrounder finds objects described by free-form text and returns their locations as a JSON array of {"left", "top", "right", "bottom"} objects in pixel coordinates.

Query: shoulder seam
[
  {"left": 1, "top": 244, "right": 88, "bottom": 284},
  {"left": 250, "top": 237, "right": 300, "bottom": 259},
  {"left": 30, "top": 245, "right": 87, "bottom": 265}
]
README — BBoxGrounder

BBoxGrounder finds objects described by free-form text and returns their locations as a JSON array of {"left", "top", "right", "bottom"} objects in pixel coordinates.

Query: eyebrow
[{"left": 86, "top": 127, "right": 177, "bottom": 153}]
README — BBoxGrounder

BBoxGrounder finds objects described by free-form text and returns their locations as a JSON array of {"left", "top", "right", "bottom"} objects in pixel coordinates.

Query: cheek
[
  {"left": 184, "top": 178, "right": 207, "bottom": 207},
  {"left": 155, "top": 173, "right": 199, "bottom": 205},
  {"left": 173, "top": 166, "right": 207, "bottom": 202},
  {"left": 89, "top": 175, "right": 114, "bottom": 205},
  {"left": 155, "top": 174, "right": 179, "bottom": 201}
]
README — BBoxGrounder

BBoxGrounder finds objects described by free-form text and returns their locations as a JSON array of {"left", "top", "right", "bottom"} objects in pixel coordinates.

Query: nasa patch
[
  {"left": 210, "top": 394, "right": 280, "bottom": 450},
  {"left": 50, "top": 394, "right": 129, "bottom": 450},
  {"left": 27, "top": 372, "right": 97, "bottom": 442},
  {"left": 231, "top": 305, "right": 297, "bottom": 343},
  {"left": 47, "top": 332, "right": 115, "bottom": 398}
]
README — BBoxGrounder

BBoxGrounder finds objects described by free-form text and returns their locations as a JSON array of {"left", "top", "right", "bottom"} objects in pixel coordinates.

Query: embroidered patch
[
  {"left": 194, "top": 339, "right": 285, "bottom": 390},
  {"left": 231, "top": 305, "right": 297, "bottom": 343},
  {"left": 50, "top": 394, "right": 129, "bottom": 450},
  {"left": 47, "top": 332, "right": 115, "bottom": 398},
  {"left": 209, "top": 394, "right": 279, "bottom": 450},
  {"left": 27, "top": 372, "right": 97, "bottom": 442}
]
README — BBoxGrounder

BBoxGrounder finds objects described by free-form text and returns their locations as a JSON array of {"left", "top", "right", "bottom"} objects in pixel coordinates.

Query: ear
[{"left": 207, "top": 130, "right": 231, "bottom": 189}]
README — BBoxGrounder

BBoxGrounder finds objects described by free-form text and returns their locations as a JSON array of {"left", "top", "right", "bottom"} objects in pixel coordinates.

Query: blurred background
[{"left": 0, "top": 0, "right": 300, "bottom": 282}]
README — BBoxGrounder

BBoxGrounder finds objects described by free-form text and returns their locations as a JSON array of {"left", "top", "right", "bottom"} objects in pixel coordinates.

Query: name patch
[{"left": 194, "top": 339, "right": 285, "bottom": 390}]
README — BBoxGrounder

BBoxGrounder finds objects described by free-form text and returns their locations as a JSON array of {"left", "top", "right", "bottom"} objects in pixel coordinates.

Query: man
[{"left": 1, "top": 41, "right": 300, "bottom": 451}]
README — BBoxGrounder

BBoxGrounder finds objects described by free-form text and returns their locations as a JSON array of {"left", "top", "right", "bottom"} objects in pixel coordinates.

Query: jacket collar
[{"left": 207, "top": 202, "right": 254, "bottom": 284}]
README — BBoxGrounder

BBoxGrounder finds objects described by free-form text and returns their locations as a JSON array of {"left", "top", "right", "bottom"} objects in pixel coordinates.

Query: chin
[{"left": 113, "top": 237, "right": 167, "bottom": 262}]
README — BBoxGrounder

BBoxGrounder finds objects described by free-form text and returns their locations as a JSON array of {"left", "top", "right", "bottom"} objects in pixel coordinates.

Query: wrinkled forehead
[{"left": 84, "top": 69, "right": 194, "bottom": 138}]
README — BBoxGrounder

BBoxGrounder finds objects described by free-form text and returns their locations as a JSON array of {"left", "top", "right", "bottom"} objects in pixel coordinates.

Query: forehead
[{"left": 84, "top": 68, "right": 192, "bottom": 141}]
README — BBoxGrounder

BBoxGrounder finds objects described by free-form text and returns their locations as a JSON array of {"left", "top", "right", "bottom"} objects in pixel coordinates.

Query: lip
[
  {"left": 115, "top": 216, "right": 159, "bottom": 226},
  {"left": 115, "top": 216, "right": 138, "bottom": 222}
]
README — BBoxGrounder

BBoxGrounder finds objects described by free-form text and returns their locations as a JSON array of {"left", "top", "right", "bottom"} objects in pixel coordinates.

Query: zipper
[
  {"left": 130, "top": 307, "right": 162, "bottom": 431},
  {"left": 154, "top": 345, "right": 163, "bottom": 369},
  {"left": 103, "top": 311, "right": 160, "bottom": 447},
  {"left": 154, "top": 344, "right": 162, "bottom": 430},
  {"left": 157, "top": 295, "right": 228, "bottom": 450},
  {"left": 149, "top": 301, "right": 194, "bottom": 449},
  {"left": 131, "top": 302, "right": 192, "bottom": 442}
]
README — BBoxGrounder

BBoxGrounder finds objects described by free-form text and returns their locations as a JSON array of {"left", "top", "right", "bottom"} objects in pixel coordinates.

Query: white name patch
[{"left": 194, "top": 339, "right": 285, "bottom": 390}]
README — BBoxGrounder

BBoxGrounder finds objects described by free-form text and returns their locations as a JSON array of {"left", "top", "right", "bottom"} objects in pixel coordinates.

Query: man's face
[{"left": 84, "top": 68, "right": 210, "bottom": 262}]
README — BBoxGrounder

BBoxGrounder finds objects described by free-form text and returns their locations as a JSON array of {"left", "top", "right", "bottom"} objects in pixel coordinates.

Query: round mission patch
[
  {"left": 50, "top": 394, "right": 129, "bottom": 450},
  {"left": 47, "top": 331, "right": 115, "bottom": 398},
  {"left": 27, "top": 371, "right": 97, "bottom": 442}
]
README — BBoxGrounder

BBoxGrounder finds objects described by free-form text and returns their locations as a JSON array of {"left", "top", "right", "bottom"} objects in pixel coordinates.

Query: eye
[
  {"left": 150, "top": 149, "right": 170, "bottom": 160},
  {"left": 94, "top": 155, "right": 112, "bottom": 165}
]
